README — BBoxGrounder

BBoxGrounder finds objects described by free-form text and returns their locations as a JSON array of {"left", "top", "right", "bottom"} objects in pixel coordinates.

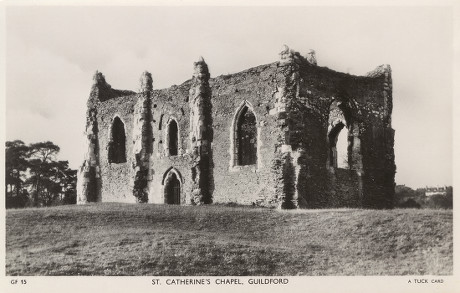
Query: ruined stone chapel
[{"left": 77, "top": 46, "right": 396, "bottom": 209}]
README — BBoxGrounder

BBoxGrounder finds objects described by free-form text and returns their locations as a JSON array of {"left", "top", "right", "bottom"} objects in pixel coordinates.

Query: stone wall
[
  {"left": 209, "top": 63, "right": 280, "bottom": 206},
  {"left": 294, "top": 50, "right": 395, "bottom": 208},
  {"left": 77, "top": 46, "right": 395, "bottom": 209},
  {"left": 97, "top": 94, "right": 138, "bottom": 203},
  {"left": 148, "top": 79, "right": 193, "bottom": 204}
]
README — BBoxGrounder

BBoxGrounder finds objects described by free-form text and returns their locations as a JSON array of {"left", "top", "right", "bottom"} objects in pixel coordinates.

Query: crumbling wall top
[
  {"left": 193, "top": 57, "right": 210, "bottom": 80},
  {"left": 279, "top": 45, "right": 317, "bottom": 66},
  {"left": 93, "top": 71, "right": 110, "bottom": 87},
  {"left": 139, "top": 71, "right": 153, "bottom": 93},
  {"left": 366, "top": 64, "right": 391, "bottom": 78}
]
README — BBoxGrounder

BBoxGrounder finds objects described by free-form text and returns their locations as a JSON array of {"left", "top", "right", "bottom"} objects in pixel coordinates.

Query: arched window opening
[
  {"left": 336, "top": 127, "right": 349, "bottom": 168},
  {"left": 168, "top": 120, "right": 179, "bottom": 156},
  {"left": 108, "top": 117, "right": 126, "bottom": 163},
  {"left": 327, "top": 100, "right": 350, "bottom": 169},
  {"left": 329, "top": 124, "right": 349, "bottom": 168},
  {"left": 164, "top": 172, "right": 181, "bottom": 204},
  {"left": 235, "top": 106, "right": 257, "bottom": 166}
]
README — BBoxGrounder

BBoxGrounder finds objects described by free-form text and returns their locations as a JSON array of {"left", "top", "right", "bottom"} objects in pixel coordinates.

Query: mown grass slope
[{"left": 6, "top": 203, "right": 452, "bottom": 276}]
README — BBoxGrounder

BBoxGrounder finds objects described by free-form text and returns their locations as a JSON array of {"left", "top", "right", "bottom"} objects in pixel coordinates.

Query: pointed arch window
[
  {"left": 327, "top": 101, "right": 350, "bottom": 169},
  {"left": 328, "top": 122, "right": 349, "bottom": 168},
  {"left": 108, "top": 116, "right": 127, "bottom": 163},
  {"left": 167, "top": 119, "right": 179, "bottom": 156},
  {"left": 234, "top": 105, "right": 257, "bottom": 166}
]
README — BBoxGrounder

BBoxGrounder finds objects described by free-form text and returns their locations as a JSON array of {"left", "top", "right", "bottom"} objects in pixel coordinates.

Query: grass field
[{"left": 5, "top": 203, "right": 453, "bottom": 276}]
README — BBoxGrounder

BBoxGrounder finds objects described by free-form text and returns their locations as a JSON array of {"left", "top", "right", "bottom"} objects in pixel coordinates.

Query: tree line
[
  {"left": 395, "top": 185, "right": 453, "bottom": 209},
  {"left": 5, "top": 140, "right": 77, "bottom": 208}
]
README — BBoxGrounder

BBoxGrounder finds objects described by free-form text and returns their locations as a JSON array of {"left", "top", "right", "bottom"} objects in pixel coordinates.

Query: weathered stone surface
[
  {"left": 77, "top": 46, "right": 395, "bottom": 209},
  {"left": 189, "top": 58, "right": 214, "bottom": 204},
  {"left": 305, "top": 49, "right": 317, "bottom": 65},
  {"left": 132, "top": 71, "right": 153, "bottom": 203}
]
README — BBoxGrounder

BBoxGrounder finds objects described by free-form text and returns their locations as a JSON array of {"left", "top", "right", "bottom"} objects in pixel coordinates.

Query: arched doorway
[{"left": 164, "top": 171, "right": 181, "bottom": 204}]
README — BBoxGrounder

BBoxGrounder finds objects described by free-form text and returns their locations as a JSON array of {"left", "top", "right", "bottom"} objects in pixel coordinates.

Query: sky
[{"left": 4, "top": 4, "right": 454, "bottom": 189}]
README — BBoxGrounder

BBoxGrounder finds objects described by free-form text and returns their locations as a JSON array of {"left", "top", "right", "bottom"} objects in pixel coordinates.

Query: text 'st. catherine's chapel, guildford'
[{"left": 76, "top": 46, "right": 396, "bottom": 209}]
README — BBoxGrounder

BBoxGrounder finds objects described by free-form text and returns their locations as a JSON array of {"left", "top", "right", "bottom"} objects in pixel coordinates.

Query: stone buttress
[
  {"left": 270, "top": 46, "right": 308, "bottom": 209},
  {"left": 188, "top": 58, "right": 214, "bottom": 204},
  {"left": 76, "top": 72, "right": 108, "bottom": 203},
  {"left": 132, "top": 72, "right": 154, "bottom": 203},
  {"left": 361, "top": 65, "right": 396, "bottom": 208}
]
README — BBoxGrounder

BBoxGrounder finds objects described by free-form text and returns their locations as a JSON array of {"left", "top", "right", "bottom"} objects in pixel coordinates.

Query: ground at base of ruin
[{"left": 6, "top": 203, "right": 452, "bottom": 276}]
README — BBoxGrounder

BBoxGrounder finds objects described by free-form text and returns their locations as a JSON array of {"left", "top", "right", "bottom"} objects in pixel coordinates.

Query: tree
[
  {"left": 425, "top": 187, "right": 453, "bottom": 209},
  {"left": 43, "top": 160, "right": 76, "bottom": 206},
  {"left": 5, "top": 140, "right": 30, "bottom": 207},
  {"left": 26, "top": 141, "right": 60, "bottom": 207},
  {"left": 5, "top": 140, "right": 78, "bottom": 208},
  {"left": 399, "top": 198, "right": 421, "bottom": 209},
  {"left": 395, "top": 185, "right": 416, "bottom": 199},
  {"left": 62, "top": 168, "right": 78, "bottom": 204},
  {"left": 395, "top": 185, "right": 416, "bottom": 206}
]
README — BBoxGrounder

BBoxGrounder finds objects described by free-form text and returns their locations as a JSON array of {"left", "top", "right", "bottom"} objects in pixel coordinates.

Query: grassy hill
[{"left": 5, "top": 203, "right": 452, "bottom": 276}]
